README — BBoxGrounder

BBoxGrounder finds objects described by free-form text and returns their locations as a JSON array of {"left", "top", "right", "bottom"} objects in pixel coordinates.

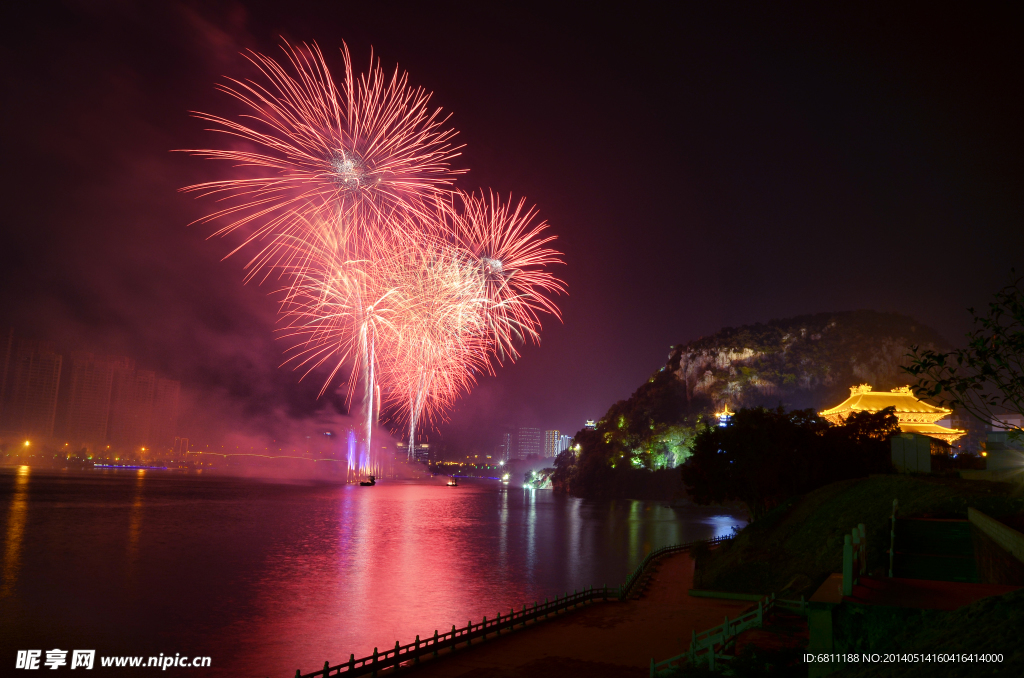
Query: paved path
[{"left": 403, "top": 552, "right": 753, "bottom": 678}]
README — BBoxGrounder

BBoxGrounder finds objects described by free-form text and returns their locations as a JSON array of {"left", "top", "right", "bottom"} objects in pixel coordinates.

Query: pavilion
[{"left": 819, "top": 384, "right": 965, "bottom": 444}]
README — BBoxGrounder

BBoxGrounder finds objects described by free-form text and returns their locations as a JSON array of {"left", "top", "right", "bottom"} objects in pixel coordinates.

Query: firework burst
[
  {"left": 185, "top": 42, "right": 565, "bottom": 467},
  {"left": 180, "top": 40, "right": 464, "bottom": 277}
]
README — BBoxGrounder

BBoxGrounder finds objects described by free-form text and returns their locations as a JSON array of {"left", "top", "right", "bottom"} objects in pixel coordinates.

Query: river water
[{"left": 0, "top": 467, "right": 745, "bottom": 676}]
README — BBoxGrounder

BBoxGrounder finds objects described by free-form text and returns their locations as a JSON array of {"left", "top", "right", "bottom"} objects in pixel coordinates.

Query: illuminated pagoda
[
  {"left": 819, "top": 385, "right": 965, "bottom": 444},
  {"left": 715, "top": 404, "right": 734, "bottom": 427}
]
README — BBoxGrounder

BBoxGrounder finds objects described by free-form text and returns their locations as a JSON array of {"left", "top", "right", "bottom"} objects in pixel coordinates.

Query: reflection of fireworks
[{"left": 185, "top": 43, "right": 563, "bottom": 464}]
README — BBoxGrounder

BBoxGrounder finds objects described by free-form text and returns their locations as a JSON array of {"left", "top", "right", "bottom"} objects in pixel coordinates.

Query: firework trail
[
  {"left": 185, "top": 42, "right": 564, "bottom": 472},
  {"left": 377, "top": 239, "right": 493, "bottom": 458}
]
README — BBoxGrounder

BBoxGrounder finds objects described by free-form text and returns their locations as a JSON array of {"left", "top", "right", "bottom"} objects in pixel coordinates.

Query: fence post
[
  {"left": 842, "top": 534, "right": 853, "bottom": 596},
  {"left": 723, "top": 615, "right": 729, "bottom": 639},
  {"left": 295, "top": 670, "right": 301, "bottom": 678},
  {"left": 708, "top": 644, "right": 715, "bottom": 670},
  {"left": 467, "top": 620, "right": 472, "bottom": 645},
  {"left": 433, "top": 631, "right": 438, "bottom": 658},
  {"left": 451, "top": 625, "right": 456, "bottom": 652},
  {"left": 852, "top": 525, "right": 862, "bottom": 588},
  {"left": 889, "top": 499, "right": 898, "bottom": 577},
  {"left": 393, "top": 641, "right": 400, "bottom": 668},
  {"left": 414, "top": 635, "right": 420, "bottom": 664},
  {"left": 323, "top": 660, "right": 329, "bottom": 675},
  {"left": 371, "top": 648, "right": 378, "bottom": 678},
  {"left": 858, "top": 523, "right": 867, "bottom": 574},
  {"left": 649, "top": 657, "right": 655, "bottom": 678},
  {"left": 757, "top": 599, "right": 763, "bottom": 625}
]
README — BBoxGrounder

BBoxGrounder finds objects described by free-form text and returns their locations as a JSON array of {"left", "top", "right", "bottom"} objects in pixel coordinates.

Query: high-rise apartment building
[
  {"left": 109, "top": 361, "right": 156, "bottom": 451},
  {"left": 0, "top": 328, "right": 12, "bottom": 425},
  {"left": 60, "top": 353, "right": 116, "bottom": 445},
  {"left": 0, "top": 339, "right": 63, "bottom": 438},
  {"left": 515, "top": 427, "right": 542, "bottom": 459},
  {"left": 150, "top": 377, "right": 181, "bottom": 452},
  {"left": 543, "top": 430, "right": 565, "bottom": 457},
  {"left": 0, "top": 330, "right": 182, "bottom": 451}
]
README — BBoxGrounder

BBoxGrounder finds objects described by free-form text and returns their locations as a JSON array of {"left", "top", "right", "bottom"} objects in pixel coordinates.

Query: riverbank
[{"left": 401, "top": 551, "right": 751, "bottom": 678}]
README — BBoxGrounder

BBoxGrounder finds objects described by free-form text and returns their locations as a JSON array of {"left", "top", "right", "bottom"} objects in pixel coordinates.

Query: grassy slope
[
  {"left": 697, "top": 474, "right": 1024, "bottom": 597},
  {"left": 832, "top": 587, "right": 1024, "bottom": 677}
]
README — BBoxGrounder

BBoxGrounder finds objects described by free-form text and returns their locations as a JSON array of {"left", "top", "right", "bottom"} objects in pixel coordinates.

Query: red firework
[
  {"left": 184, "top": 42, "right": 565, "bottom": 450},
  {"left": 180, "top": 40, "right": 464, "bottom": 277}
]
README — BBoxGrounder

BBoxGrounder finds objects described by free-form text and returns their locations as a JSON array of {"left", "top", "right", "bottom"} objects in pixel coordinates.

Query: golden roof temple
[{"left": 819, "top": 385, "right": 966, "bottom": 444}]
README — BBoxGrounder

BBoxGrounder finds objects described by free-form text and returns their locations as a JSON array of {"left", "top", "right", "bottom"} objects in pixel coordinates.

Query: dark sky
[{"left": 1, "top": 2, "right": 1022, "bottom": 449}]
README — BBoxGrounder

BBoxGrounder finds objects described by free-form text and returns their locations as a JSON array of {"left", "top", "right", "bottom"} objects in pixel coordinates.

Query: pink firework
[
  {"left": 454, "top": 190, "right": 565, "bottom": 361},
  {"left": 184, "top": 43, "right": 566, "bottom": 460},
  {"left": 180, "top": 40, "right": 464, "bottom": 277}
]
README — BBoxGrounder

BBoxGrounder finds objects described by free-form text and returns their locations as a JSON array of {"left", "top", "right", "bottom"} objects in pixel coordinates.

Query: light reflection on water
[{"left": 0, "top": 470, "right": 745, "bottom": 677}]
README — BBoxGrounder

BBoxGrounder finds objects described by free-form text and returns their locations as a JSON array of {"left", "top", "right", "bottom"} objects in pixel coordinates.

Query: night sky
[{"left": 1, "top": 3, "right": 1022, "bottom": 450}]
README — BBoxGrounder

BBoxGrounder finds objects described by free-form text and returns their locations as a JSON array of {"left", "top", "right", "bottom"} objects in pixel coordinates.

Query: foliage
[
  {"left": 557, "top": 310, "right": 944, "bottom": 500},
  {"left": 551, "top": 366, "right": 706, "bottom": 498},
  {"left": 696, "top": 474, "right": 1024, "bottom": 597},
  {"left": 680, "top": 406, "right": 898, "bottom": 521},
  {"left": 906, "top": 274, "right": 1024, "bottom": 441},
  {"left": 524, "top": 467, "right": 554, "bottom": 489}
]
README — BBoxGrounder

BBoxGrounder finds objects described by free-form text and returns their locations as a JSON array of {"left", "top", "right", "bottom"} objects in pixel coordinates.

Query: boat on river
[
  {"left": 447, "top": 476, "right": 458, "bottom": 487},
  {"left": 359, "top": 475, "right": 376, "bottom": 486}
]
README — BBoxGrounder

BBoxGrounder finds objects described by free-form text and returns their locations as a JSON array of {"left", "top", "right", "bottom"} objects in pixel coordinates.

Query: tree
[
  {"left": 681, "top": 406, "right": 897, "bottom": 521},
  {"left": 905, "top": 274, "right": 1023, "bottom": 439}
]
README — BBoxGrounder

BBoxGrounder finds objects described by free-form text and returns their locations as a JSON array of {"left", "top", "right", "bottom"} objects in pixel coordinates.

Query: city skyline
[{"left": 0, "top": 328, "right": 181, "bottom": 453}]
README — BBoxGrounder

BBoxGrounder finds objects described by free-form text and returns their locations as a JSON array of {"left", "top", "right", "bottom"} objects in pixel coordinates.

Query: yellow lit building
[{"left": 819, "top": 385, "right": 965, "bottom": 444}]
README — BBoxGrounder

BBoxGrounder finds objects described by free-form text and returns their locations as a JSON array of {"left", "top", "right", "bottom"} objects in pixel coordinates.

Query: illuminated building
[
  {"left": 515, "top": 427, "right": 542, "bottom": 459},
  {"left": 496, "top": 427, "right": 512, "bottom": 462},
  {"left": 819, "top": 385, "right": 965, "bottom": 444},
  {"left": 543, "top": 429, "right": 565, "bottom": 457},
  {"left": 991, "top": 412, "right": 1024, "bottom": 432},
  {"left": 0, "top": 339, "right": 62, "bottom": 438},
  {"left": 396, "top": 441, "right": 430, "bottom": 463},
  {"left": 715, "top": 404, "right": 734, "bottom": 427}
]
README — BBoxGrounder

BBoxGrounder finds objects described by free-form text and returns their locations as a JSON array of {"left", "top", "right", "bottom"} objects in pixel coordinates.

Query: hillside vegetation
[
  {"left": 694, "top": 475, "right": 1024, "bottom": 597},
  {"left": 554, "top": 310, "right": 947, "bottom": 499}
]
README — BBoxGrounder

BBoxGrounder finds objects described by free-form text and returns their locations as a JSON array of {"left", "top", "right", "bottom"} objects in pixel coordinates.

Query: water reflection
[
  {"left": 0, "top": 472, "right": 746, "bottom": 677},
  {"left": 1, "top": 466, "right": 30, "bottom": 598},
  {"left": 126, "top": 469, "right": 146, "bottom": 576}
]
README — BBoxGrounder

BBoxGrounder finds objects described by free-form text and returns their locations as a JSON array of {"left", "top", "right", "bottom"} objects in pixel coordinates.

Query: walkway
[{"left": 404, "top": 552, "right": 753, "bottom": 678}]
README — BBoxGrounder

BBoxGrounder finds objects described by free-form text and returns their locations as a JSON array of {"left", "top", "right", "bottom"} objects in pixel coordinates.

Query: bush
[{"left": 681, "top": 406, "right": 898, "bottom": 521}]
